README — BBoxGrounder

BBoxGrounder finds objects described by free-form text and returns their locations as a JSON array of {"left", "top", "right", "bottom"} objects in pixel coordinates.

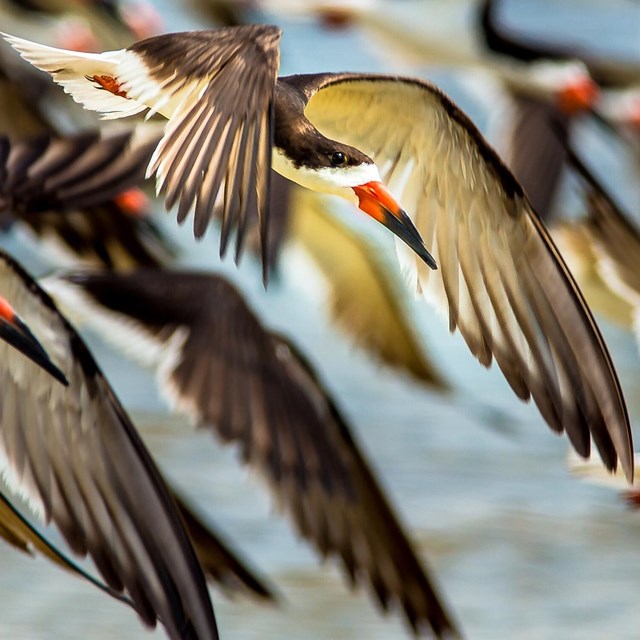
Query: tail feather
[{"left": 1, "top": 33, "right": 147, "bottom": 119}]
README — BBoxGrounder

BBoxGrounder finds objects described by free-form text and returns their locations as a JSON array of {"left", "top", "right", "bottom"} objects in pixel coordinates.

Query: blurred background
[{"left": 1, "top": 0, "right": 640, "bottom": 638}]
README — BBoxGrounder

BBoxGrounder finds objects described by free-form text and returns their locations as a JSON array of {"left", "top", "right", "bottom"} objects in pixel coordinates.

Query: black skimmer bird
[
  {"left": 0, "top": 128, "right": 178, "bottom": 270},
  {"left": 0, "top": 292, "right": 274, "bottom": 602},
  {"left": 0, "top": 250, "right": 220, "bottom": 639},
  {"left": 47, "top": 267, "right": 461, "bottom": 638},
  {"left": 479, "top": 0, "right": 640, "bottom": 88},
  {"left": 0, "top": 292, "right": 66, "bottom": 382},
  {"left": 5, "top": 27, "right": 634, "bottom": 480},
  {"left": 477, "top": 0, "right": 640, "bottom": 220}
]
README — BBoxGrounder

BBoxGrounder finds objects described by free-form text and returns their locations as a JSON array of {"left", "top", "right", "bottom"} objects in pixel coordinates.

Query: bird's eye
[{"left": 330, "top": 151, "right": 347, "bottom": 166}]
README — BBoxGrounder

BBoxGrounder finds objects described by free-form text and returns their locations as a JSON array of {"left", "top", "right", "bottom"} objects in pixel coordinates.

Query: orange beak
[
  {"left": 0, "top": 297, "right": 67, "bottom": 385},
  {"left": 353, "top": 181, "right": 437, "bottom": 269},
  {"left": 557, "top": 77, "right": 599, "bottom": 115},
  {"left": 115, "top": 188, "right": 149, "bottom": 218}
]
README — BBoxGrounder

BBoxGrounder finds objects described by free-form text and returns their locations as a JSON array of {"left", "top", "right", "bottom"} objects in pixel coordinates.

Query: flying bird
[
  {"left": 4, "top": 26, "right": 634, "bottom": 481},
  {"left": 47, "top": 267, "right": 461, "bottom": 638},
  {"left": 0, "top": 250, "right": 219, "bottom": 639},
  {"left": 0, "top": 128, "right": 178, "bottom": 270}
]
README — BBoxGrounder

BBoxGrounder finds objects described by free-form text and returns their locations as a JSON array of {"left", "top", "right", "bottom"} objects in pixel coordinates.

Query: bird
[
  {"left": 4, "top": 26, "right": 634, "bottom": 481},
  {"left": 0, "top": 127, "right": 179, "bottom": 270},
  {"left": 478, "top": 0, "right": 640, "bottom": 89},
  {"left": 46, "top": 267, "right": 461, "bottom": 638},
  {"left": 0, "top": 249, "right": 219, "bottom": 639},
  {"left": 477, "top": 0, "right": 640, "bottom": 220},
  {"left": 0, "top": 290, "right": 274, "bottom": 602}
]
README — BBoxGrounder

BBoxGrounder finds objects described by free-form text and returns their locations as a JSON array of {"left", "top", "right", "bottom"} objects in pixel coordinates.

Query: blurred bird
[
  {"left": 0, "top": 292, "right": 273, "bottom": 604},
  {"left": 1, "top": 0, "right": 163, "bottom": 50},
  {"left": 0, "top": 250, "right": 219, "bottom": 639},
  {"left": 564, "top": 146, "right": 640, "bottom": 337},
  {"left": 478, "top": 0, "right": 640, "bottom": 88},
  {"left": 0, "top": 128, "right": 179, "bottom": 270},
  {"left": 477, "top": 0, "right": 640, "bottom": 219},
  {"left": 46, "top": 268, "right": 461, "bottom": 638},
  {"left": 5, "top": 26, "right": 634, "bottom": 481}
]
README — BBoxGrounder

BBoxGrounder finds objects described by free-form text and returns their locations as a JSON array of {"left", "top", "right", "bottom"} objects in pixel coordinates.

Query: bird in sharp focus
[{"left": 2, "top": 25, "right": 634, "bottom": 482}]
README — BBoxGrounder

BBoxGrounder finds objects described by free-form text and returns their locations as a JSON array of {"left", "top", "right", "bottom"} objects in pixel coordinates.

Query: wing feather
[
  {"left": 293, "top": 73, "right": 632, "bottom": 479},
  {"left": 0, "top": 252, "right": 218, "bottom": 639},
  {"left": 47, "top": 268, "right": 461, "bottom": 637}
]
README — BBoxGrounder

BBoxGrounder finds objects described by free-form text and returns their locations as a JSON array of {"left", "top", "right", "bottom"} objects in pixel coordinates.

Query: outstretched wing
[
  {"left": 4, "top": 27, "right": 281, "bottom": 276},
  {"left": 288, "top": 72, "right": 633, "bottom": 481},
  {"left": 0, "top": 252, "right": 218, "bottom": 639},
  {"left": 47, "top": 268, "right": 461, "bottom": 638}
]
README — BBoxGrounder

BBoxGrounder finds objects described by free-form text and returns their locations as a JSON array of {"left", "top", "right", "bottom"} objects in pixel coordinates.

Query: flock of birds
[{"left": 0, "top": 0, "right": 639, "bottom": 638}]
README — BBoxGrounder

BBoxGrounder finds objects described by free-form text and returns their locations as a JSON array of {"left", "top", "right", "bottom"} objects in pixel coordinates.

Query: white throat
[{"left": 272, "top": 148, "right": 381, "bottom": 203}]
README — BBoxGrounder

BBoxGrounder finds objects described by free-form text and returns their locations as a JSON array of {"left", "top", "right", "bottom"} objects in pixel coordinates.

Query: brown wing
[
  {"left": 125, "top": 27, "right": 281, "bottom": 275},
  {"left": 48, "top": 268, "right": 461, "bottom": 638},
  {"left": 288, "top": 72, "right": 633, "bottom": 481},
  {"left": 0, "top": 253, "right": 218, "bottom": 639}
]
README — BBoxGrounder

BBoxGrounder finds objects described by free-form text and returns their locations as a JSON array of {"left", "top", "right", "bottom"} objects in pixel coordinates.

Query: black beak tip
[
  {"left": 420, "top": 247, "right": 438, "bottom": 270},
  {"left": 3, "top": 317, "right": 69, "bottom": 386}
]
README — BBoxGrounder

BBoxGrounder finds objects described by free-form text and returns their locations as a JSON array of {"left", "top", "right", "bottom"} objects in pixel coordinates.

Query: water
[{"left": 1, "top": 0, "right": 640, "bottom": 638}]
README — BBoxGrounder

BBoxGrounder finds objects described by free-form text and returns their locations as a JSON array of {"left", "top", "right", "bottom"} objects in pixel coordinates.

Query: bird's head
[
  {"left": 529, "top": 61, "right": 599, "bottom": 115},
  {"left": 274, "top": 137, "right": 436, "bottom": 269}
]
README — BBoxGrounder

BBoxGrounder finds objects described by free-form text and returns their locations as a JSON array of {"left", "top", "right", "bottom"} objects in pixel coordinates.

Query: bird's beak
[
  {"left": 0, "top": 298, "right": 68, "bottom": 386},
  {"left": 353, "top": 181, "right": 437, "bottom": 269},
  {"left": 557, "top": 76, "right": 599, "bottom": 115}
]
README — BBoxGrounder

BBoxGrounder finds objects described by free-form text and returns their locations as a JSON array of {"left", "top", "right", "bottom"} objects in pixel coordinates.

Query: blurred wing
[
  {"left": 0, "top": 128, "right": 175, "bottom": 269},
  {"left": 294, "top": 73, "right": 633, "bottom": 480},
  {"left": 0, "top": 254, "right": 218, "bottom": 639},
  {"left": 497, "top": 95, "right": 569, "bottom": 221},
  {"left": 46, "top": 268, "right": 460, "bottom": 638},
  {"left": 171, "top": 490, "right": 276, "bottom": 601},
  {"left": 568, "top": 148, "right": 640, "bottom": 301},
  {"left": 19, "top": 200, "right": 176, "bottom": 271},
  {"left": 0, "top": 128, "right": 159, "bottom": 214},
  {"left": 0, "top": 491, "right": 133, "bottom": 607},
  {"left": 552, "top": 221, "right": 633, "bottom": 330},
  {"left": 5, "top": 27, "right": 281, "bottom": 274},
  {"left": 290, "top": 187, "right": 448, "bottom": 389}
]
